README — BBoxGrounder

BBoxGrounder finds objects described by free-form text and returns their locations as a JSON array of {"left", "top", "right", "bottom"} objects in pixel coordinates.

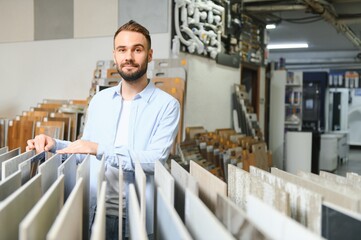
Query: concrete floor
[{"left": 335, "top": 148, "right": 361, "bottom": 177}]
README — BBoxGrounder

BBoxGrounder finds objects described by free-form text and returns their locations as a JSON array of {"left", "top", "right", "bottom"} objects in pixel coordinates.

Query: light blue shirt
[{"left": 54, "top": 80, "right": 180, "bottom": 235}]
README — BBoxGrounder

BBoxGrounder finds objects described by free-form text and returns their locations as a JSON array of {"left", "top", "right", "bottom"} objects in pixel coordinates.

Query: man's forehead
[{"left": 114, "top": 31, "right": 148, "bottom": 47}]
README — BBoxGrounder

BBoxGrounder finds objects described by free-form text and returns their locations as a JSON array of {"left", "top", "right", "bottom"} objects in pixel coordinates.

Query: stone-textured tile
[
  {"left": 128, "top": 184, "right": 148, "bottom": 240},
  {"left": 228, "top": 164, "right": 250, "bottom": 211},
  {"left": 47, "top": 178, "right": 84, "bottom": 240},
  {"left": 190, "top": 160, "right": 227, "bottom": 213},
  {"left": 19, "top": 175, "right": 64, "bottom": 240}
]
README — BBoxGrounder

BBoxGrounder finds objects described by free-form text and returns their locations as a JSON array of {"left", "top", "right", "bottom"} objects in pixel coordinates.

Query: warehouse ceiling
[{"left": 240, "top": 0, "right": 361, "bottom": 65}]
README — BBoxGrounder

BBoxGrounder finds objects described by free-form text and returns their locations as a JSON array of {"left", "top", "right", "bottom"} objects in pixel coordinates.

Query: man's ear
[{"left": 148, "top": 49, "right": 153, "bottom": 63}]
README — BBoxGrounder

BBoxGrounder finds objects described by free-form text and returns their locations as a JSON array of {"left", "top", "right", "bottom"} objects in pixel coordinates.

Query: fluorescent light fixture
[
  {"left": 266, "top": 24, "right": 276, "bottom": 30},
  {"left": 267, "top": 43, "right": 309, "bottom": 50}
]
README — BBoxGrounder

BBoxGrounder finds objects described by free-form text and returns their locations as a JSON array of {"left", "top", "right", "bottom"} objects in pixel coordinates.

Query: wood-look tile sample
[
  {"left": 19, "top": 175, "right": 64, "bottom": 240},
  {"left": 185, "top": 188, "right": 235, "bottom": 240},
  {"left": 297, "top": 171, "right": 361, "bottom": 212},
  {"left": 0, "top": 146, "right": 8, "bottom": 155},
  {"left": 128, "top": 184, "right": 148, "bottom": 240},
  {"left": 247, "top": 195, "right": 323, "bottom": 240},
  {"left": 322, "top": 201, "right": 361, "bottom": 240},
  {"left": 170, "top": 159, "right": 198, "bottom": 222},
  {"left": 90, "top": 181, "right": 106, "bottom": 240},
  {"left": 156, "top": 187, "right": 192, "bottom": 240},
  {"left": 119, "top": 168, "right": 124, "bottom": 240},
  {"left": 190, "top": 160, "right": 227, "bottom": 213},
  {"left": 250, "top": 166, "right": 322, "bottom": 235},
  {"left": 0, "top": 174, "right": 42, "bottom": 240},
  {"left": 228, "top": 164, "right": 250, "bottom": 211},
  {"left": 76, "top": 154, "right": 90, "bottom": 240},
  {"left": 135, "top": 162, "right": 146, "bottom": 225},
  {"left": 0, "top": 170, "right": 21, "bottom": 201},
  {"left": 155, "top": 160, "right": 175, "bottom": 205},
  {"left": 58, "top": 154, "right": 77, "bottom": 201},
  {"left": 1, "top": 150, "right": 36, "bottom": 180},
  {"left": 47, "top": 178, "right": 84, "bottom": 240},
  {"left": 215, "top": 193, "right": 269, "bottom": 239},
  {"left": 38, "top": 154, "right": 62, "bottom": 194},
  {"left": 0, "top": 147, "right": 21, "bottom": 180},
  {"left": 272, "top": 167, "right": 360, "bottom": 213}
]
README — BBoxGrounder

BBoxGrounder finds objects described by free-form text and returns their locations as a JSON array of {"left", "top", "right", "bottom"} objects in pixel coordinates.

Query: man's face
[{"left": 113, "top": 31, "right": 153, "bottom": 82}]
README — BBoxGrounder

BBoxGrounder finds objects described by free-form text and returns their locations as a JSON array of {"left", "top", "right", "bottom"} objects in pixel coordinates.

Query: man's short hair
[{"left": 113, "top": 20, "right": 151, "bottom": 49}]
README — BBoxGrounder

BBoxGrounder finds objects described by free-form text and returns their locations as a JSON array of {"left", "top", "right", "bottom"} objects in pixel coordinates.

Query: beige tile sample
[
  {"left": 58, "top": 154, "right": 77, "bottom": 201},
  {"left": 190, "top": 160, "right": 227, "bottom": 213},
  {"left": 247, "top": 195, "right": 323, "bottom": 240},
  {"left": 156, "top": 187, "right": 192, "bottom": 240},
  {"left": 155, "top": 160, "right": 175, "bottom": 205},
  {"left": 1, "top": 150, "right": 35, "bottom": 180},
  {"left": 0, "top": 174, "right": 42, "bottom": 240},
  {"left": 250, "top": 166, "right": 322, "bottom": 234},
  {"left": 228, "top": 164, "right": 250, "bottom": 211},
  {"left": 19, "top": 175, "right": 65, "bottom": 240},
  {"left": 215, "top": 193, "right": 269, "bottom": 239},
  {"left": 135, "top": 162, "right": 146, "bottom": 225},
  {"left": 47, "top": 178, "right": 84, "bottom": 240},
  {"left": 90, "top": 181, "right": 106, "bottom": 240},
  {"left": 347, "top": 172, "right": 361, "bottom": 188},
  {"left": 170, "top": 159, "right": 198, "bottom": 222},
  {"left": 319, "top": 171, "right": 348, "bottom": 185},
  {"left": 272, "top": 167, "right": 360, "bottom": 213},
  {"left": 0, "top": 170, "right": 21, "bottom": 201},
  {"left": 39, "top": 154, "right": 62, "bottom": 194},
  {"left": 185, "top": 188, "right": 235, "bottom": 240},
  {"left": 76, "top": 154, "right": 90, "bottom": 240},
  {"left": 128, "top": 184, "right": 148, "bottom": 240}
]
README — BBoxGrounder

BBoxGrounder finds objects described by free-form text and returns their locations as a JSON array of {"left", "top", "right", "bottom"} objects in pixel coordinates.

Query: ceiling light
[
  {"left": 267, "top": 43, "right": 309, "bottom": 50},
  {"left": 266, "top": 24, "right": 276, "bottom": 30}
]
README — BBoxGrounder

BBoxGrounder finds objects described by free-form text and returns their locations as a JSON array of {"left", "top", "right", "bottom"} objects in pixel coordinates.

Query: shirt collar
[{"left": 113, "top": 80, "right": 156, "bottom": 103}]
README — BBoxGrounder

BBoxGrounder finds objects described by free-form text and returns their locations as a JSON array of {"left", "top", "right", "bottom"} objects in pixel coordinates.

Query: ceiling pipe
[
  {"left": 338, "top": 17, "right": 361, "bottom": 24},
  {"left": 302, "top": 0, "right": 361, "bottom": 49},
  {"left": 245, "top": 5, "right": 307, "bottom": 12}
]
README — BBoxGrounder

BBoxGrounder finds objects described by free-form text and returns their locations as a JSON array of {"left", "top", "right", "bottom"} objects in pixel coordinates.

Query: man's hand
[
  {"left": 56, "top": 140, "right": 98, "bottom": 155},
  {"left": 26, "top": 134, "right": 55, "bottom": 153}
]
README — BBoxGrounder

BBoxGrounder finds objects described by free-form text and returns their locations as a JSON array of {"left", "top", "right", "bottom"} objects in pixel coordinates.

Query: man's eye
[{"left": 135, "top": 48, "right": 142, "bottom": 53}]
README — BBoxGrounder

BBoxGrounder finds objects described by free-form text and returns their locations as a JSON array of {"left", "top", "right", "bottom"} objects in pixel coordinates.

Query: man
[{"left": 27, "top": 20, "right": 180, "bottom": 239}]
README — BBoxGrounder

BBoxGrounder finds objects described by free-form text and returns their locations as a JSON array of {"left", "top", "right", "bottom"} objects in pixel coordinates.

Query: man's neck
[{"left": 121, "top": 76, "right": 149, "bottom": 100}]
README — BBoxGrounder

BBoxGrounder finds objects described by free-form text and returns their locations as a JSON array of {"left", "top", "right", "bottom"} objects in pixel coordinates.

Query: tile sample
[
  {"left": 347, "top": 172, "right": 361, "bottom": 189},
  {"left": 0, "top": 170, "right": 21, "bottom": 201},
  {"left": 319, "top": 171, "right": 348, "bottom": 185},
  {"left": 0, "top": 147, "right": 21, "bottom": 180},
  {"left": 215, "top": 193, "right": 269, "bottom": 239},
  {"left": 250, "top": 166, "right": 322, "bottom": 234},
  {"left": 228, "top": 164, "right": 250, "bottom": 211},
  {"left": 119, "top": 168, "right": 124, "bottom": 240},
  {"left": 38, "top": 153, "right": 62, "bottom": 194},
  {"left": 185, "top": 189, "right": 235, "bottom": 240},
  {"left": 0, "top": 174, "right": 42, "bottom": 240},
  {"left": 90, "top": 181, "right": 106, "bottom": 240},
  {"left": 128, "top": 184, "right": 148, "bottom": 240},
  {"left": 1, "top": 150, "right": 36, "bottom": 180},
  {"left": 156, "top": 187, "right": 192, "bottom": 240},
  {"left": 155, "top": 160, "right": 175, "bottom": 205},
  {"left": 58, "top": 154, "right": 77, "bottom": 201},
  {"left": 135, "top": 162, "right": 146, "bottom": 225},
  {"left": 97, "top": 155, "right": 105, "bottom": 198},
  {"left": 322, "top": 201, "right": 361, "bottom": 240},
  {"left": 76, "top": 154, "right": 90, "bottom": 240},
  {"left": 170, "top": 159, "right": 198, "bottom": 222},
  {"left": 19, "top": 175, "right": 64, "bottom": 240},
  {"left": 190, "top": 160, "right": 227, "bottom": 213},
  {"left": 272, "top": 167, "right": 360, "bottom": 213},
  {"left": 247, "top": 195, "right": 323, "bottom": 240},
  {"left": 47, "top": 178, "right": 84, "bottom": 240},
  {"left": 0, "top": 146, "right": 8, "bottom": 155}
]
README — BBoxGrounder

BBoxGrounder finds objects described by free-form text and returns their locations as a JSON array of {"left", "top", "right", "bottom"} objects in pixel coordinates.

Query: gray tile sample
[
  {"left": 272, "top": 167, "right": 360, "bottom": 213},
  {"left": 215, "top": 193, "right": 269, "bottom": 239},
  {"left": 97, "top": 155, "right": 105, "bottom": 198},
  {"left": 250, "top": 166, "right": 322, "bottom": 234},
  {"left": 0, "top": 170, "right": 21, "bottom": 201},
  {"left": 0, "top": 146, "right": 8, "bottom": 155},
  {"left": 156, "top": 187, "right": 192, "bottom": 240},
  {"left": 18, "top": 157, "right": 32, "bottom": 184},
  {"left": 247, "top": 195, "right": 323, "bottom": 240},
  {"left": 119, "top": 168, "right": 124, "bottom": 240},
  {"left": 190, "top": 160, "right": 227, "bottom": 213},
  {"left": 185, "top": 189, "right": 235, "bottom": 240},
  {"left": 19, "top": 175, "right": 64, "bottom": 240},
  {"left": 39, "top": 154, "right": 62, "bottom": 194},
  {"left": 1, "top": 150, "right": 36, "bottom": 180},
  {"left": 170, "top": 159, "right": 198, "bottom": 222},
  {"left": 155, "top": 160, "right": 175, "bottom": 205},
  {"left": 128, "top": 184, "right": 148, "bottom": 240},
  {"left": 0, "top": 174, "right": 42, "bottom": 239},
  {"left": 0, "top": 147, "right": 21, "bottom": 180},
  {"left": 90, "top": 181, "right": 106, "bottom": 240},
  {"left": 58, "top": 154, "right": 77, "bottom": 202},
  {"left": 135, "top": 162, "right": 146, "bottom": 225},
  {"left": 77, "top": 154, "right": 90, "bottom": 240},
  {"left": 47, "top": 178, "right": 84, "bottom": 240},
  {"left": 322, "top": 201, "right": 361, "bottom": 240}
]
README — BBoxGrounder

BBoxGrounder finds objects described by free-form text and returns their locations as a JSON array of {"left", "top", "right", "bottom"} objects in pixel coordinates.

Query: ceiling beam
[{"left": 245, "top": 5, "right": 307, "bottom": 12}]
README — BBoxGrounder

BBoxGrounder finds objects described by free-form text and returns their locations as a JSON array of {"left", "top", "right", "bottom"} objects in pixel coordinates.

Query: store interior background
[{"left": 1, "top": 0, "right": 361, "bottom": 174}]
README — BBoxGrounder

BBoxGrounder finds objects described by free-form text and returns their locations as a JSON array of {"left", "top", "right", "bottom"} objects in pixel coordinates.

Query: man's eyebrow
[{"left": 115, "top": 43, "right": 145, "bottom": 49}]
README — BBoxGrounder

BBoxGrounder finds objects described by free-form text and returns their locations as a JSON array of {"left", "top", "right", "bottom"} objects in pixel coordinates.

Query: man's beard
[{"left": 117, "top": 59, "right": 148, "bottom": 82}]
